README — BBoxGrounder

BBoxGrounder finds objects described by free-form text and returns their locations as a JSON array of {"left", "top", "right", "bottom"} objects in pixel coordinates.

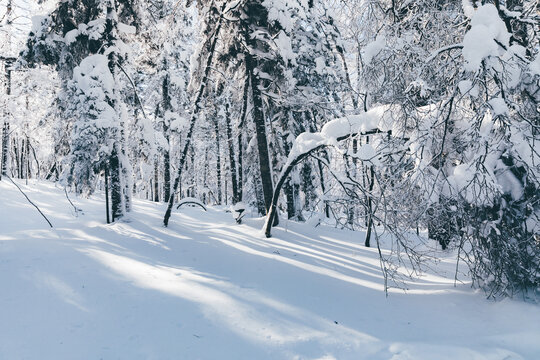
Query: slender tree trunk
[
  {"left": 237, "top": 131, "right": 244, "bottom": 201},
  {"left": 164, "top": 149, "right": 170, "bottom": 201},
  {"left": 1, "top": 123, "right": 9, "bottom": 180},
  {"left": 13, "top": 139, "right": 20, "bottom": 178},
  {"left": 316, "top": 155, "right": 330, "bottom": 217},
  {"left": 1, "top": 61, "right": 13, "bottom": 180},
  {"left": 237, "top": 76, "right": 249, "bottom": 202},
  {"left": 163, "top": 3, "right": 225, "bottom": 226},
  {"left": 306, "top": 111, "right": 329, "bottom": 217},
  {"left": 214, "top": 117, "right": 222, "bottom": 204},
  {"left": 282, "top": 137, "right": 298, "bottom": 220},
  {"left": 162, "top": 72, "right": 171, "bottom": 201},
  {"left": 20, "top": 138, "right": 25, "bottom": 179},
  {"left": 365, "top": 136, "right": 375, "bottom": 247},
  {"left": 190, "top": 146, "right": 195, "bottom": 198},
  {"left": 245, "top": 56, "right": 273, "bottom": 213},
  {"left": 26, "top": 135, "right": 30, "bottom": 184},
  {"left": 154, "top": 158, "right": 159, "bottom": 202},
  {"left": 224, "top": 176, "right": 228, "bottom": 205},
  {"left": 348, "top": 138, "right": 358, "bottom": 226},
  {"left": 105, "top": 165, "right": 110, "bottom": 224},
  {"left": 110, "top": 146, "right": 123, "bottom": 222},
  {"left": 285, "top": 179, "right": 295, "bottom": 219},
  {"left": 225, "top": 103, "right": 238, "bottom": 203},
  {"left": 255, "top": 170, "right": 266, "bottom": 215},
  {"left": 203, "top": 147, "right": 208, "bottom": 203}
]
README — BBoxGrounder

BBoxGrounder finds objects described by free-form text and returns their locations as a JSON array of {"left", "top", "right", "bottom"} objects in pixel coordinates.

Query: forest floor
[{"left": 1, "top": 179, "right": 539, "bottom": 360}]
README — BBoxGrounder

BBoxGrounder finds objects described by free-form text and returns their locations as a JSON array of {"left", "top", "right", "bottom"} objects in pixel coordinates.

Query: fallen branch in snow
[
  {"left": 176, "top": 197, "right": 207, "bottom": 212},
  {"left": 6, "top": 176, "right": 53, "bottom": 228}
]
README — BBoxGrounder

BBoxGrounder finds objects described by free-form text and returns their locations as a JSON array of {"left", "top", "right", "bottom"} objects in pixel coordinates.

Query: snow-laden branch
[{"left": 263, "top": 105, "right": 393, "bottom": 237}]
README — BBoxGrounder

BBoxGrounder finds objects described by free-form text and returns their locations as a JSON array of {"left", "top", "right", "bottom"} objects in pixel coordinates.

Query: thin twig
[
  {"left": 64, "top": 187, "right": 81, "bottom": 217},
  {"left": 117, "top": 62, "right": 149, "bottom": 121},
  {"left": 5, "top": 176, "right": 53, "bottom": 227}
]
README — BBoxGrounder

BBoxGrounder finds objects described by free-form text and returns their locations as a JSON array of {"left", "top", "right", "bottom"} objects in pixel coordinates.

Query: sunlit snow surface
[{"left": 1, "top": 180, "right": 539, "bottom": 359}]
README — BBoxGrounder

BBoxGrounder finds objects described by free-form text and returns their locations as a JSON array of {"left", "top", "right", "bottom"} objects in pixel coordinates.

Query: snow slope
[{"left": 1, "top": 179, "right": 539, "bottom": 360}]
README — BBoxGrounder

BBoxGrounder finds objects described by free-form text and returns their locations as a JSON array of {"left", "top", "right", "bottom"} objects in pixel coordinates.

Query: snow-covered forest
[{"left": 1, "top": 0, "right": 539, "bottom": 359}]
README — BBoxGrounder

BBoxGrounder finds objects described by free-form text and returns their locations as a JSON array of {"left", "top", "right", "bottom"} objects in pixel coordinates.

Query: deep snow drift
[{"left": 1, "top": 179, "right": 539, "bottom": 360}]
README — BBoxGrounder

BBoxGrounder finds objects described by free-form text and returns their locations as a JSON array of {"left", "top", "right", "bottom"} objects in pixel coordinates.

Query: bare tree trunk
[
  {"left": 105, "top": 165, "right": 110, "bottom": 224},
  {"left": 1, "top": 60, "right": 13, "bottom": 180},
  {"left": 203, "top": 147, "right": 208, "bottom": 203},
  {"left": 26, "top": 135, "right": 30, "bottom": 184},
  {"left": 164, "top": 149, "right": 170, "bottom": 201},
  {"left": 245, "top": 54, "right": 273, "bottom": 213},
  {"left": 237, "top": 76, "right": 249, "bottom": 202},
  {"left": 365, "top": 136, "right": 375, "bottom": 247},
  {"left": 214, "top": 117, "right": 222, "bottom": 205},
  {"left": 110, "top": 146, "right": 123, "bottom": 222},
  {"left": 154, "top": 158, "right": 159, "bottom": 202},
  {"left": 255, "top": 169, "right": 266, "bottom": 216},
  {"left": 162, "top": 72, "right": 171, "bottom": 201},
  {"left": 225, "top": 103, "right": 239, "bottom": 204},
  {"left": 306, "top": 111, "right": 329, "bottom": 217},
  {"left": 190, "top": 146, "right": 196, "bottom": 198},
  {"left": 316, "top": 155, "right": 329, "bottom": 217},
  {"left": 1, "top": 123, "right": 9, "bottom": 180},
  {"left": 13, "top": 138, "right": 20, "bottom": 178},
  {"left": 285, "top": 179, "right": 295, "bottom": 219},
  {"left": 348, "top": 138, "right": 358, "bottom": 226}
]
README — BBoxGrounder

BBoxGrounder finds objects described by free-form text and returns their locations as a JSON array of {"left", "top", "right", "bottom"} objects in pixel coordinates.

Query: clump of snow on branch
[
  {"left": 284, "top": 106, "right": 391, "bottom": 170},
  {"left": 462, "top": 4, "right": 510, "bottom": 72},
  {"left": 363, "top": 35, "right": 386, "bottom": 65}
]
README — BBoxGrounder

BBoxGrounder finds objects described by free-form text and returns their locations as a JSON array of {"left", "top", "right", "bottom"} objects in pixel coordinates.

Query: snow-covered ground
[{"left": 1, "top": 179, "right": 539, "bottom": 360}]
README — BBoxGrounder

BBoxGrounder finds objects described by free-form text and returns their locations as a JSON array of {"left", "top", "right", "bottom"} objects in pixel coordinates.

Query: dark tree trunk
[
  {"left": 105, "top": 165, "right": 110, "bottom": 224},
  {"left": 203, "top": 147, "right": 209, "bottom": 203},
  {"left": 364, "top": 137, "right": 375, "bottom": 247},
  {"left": 285, "top": 179, "right": 295, "bottom": 219},
  {"left": 237, "top": 131, "right": 244, "bottom": 202},
  {"left": 13, "top": 138, "right": 20, "bottom": 178},
  {"left": 25, "top": 135, "right": 30, "bottom": 184},
  {"left": 348, "top": 138, "right": 358, "bottom": 226},
  {"left": 237, "top": 76, "right": 249, "bottom": 202},
  {"left": 190, "top": 145, "right": 196, "bottom": 198},
  {"left": 162, "top": 72, "right": 171, "bottom": 201},
  {"left": 214, "top": 117, "right": 222, "bottom": 204},
  {"left": 255, "top": 170, "right": 266, "bottom": 216},
  {"left": 164, "top": 149, "right": 170, "bottom": 201},
  {"left": 109, "top": 146, "right": 123, "bottom": 222},
  {"left": 246, "top": 56, "right": 273, "bottom": 213},
  {"left": 306, "top": 111, "right": 329, "bottom": 217},
  {"left": 225, "top": 103, "right": 239, "bottom": 204},
  {"left": 1, "top": 61, "right": 13, "bottom": 180},
  {"left": 1, "top": 125, "right": 8, "bottom": 179},
  {"left": 154, "top": 158, "right": 159, "bottom": 202},
  {"left": 316, "top": 154, "right": 330, "bottom": 218}
]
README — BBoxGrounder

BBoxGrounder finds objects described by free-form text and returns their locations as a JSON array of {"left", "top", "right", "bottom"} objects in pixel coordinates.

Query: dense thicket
[{"left": 1, "top": 0, "right": 538, "bottom": 297}]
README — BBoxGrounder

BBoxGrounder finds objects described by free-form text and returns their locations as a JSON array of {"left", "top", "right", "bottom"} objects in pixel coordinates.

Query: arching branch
[
  {"left": 176, "top": 198, "right": 207, "bottom": 212},
  {"left": 263, "top": 128, "right": 387, "bottom": 238}
]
